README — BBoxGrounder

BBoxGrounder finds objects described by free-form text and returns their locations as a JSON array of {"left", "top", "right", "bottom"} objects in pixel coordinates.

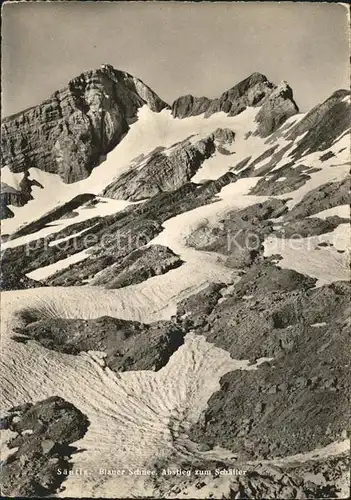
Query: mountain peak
[
  {"left": 66, "top": 64, "right": 169, "bottom": 114},
  {"left": 230, "top": 72, "right": 271, "bottom": 90},
  {"left": 1, "top": 65, "right": 169, "bottom": 183},
  {"left": 171, "top": 72, "right": 297, "bottom": 136},
  {"left": 255, "top": 80, "right": 299, "bottom": 136}
]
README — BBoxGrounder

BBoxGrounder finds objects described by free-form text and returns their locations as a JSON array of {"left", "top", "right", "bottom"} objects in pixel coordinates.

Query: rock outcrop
[
  {"left": 1, "top": 272, "right": 41, "bottom": 292},
  {"left": 186, "top": 199, "right": 287, "bottom": 268},
  {"left": 286, "top": 177, "right": 350, "bottom": 220},
  {"left": 1, "top": 184, "right": 23, "bottom": 219},
  {"left": 3, "top": 193, "right": 95, "bottom": 238},
  {"left": 171, "top": 73, "right": 298, "bottom": 136},
  {"left": 272, "top": 215, "right": 349, "bottom": 239},
  {"left": 248, "top": 163, "right": 313, "bottom": 196},
  {"left": 0, "top": 203, "right": 14, "bottom": 219},
  {"left": 89, "top": 244, "right": 183, "bottom": 289},
  {"left": 210, "top": 127, "right": 235, "bottom": 144},
  {"left": 14, "top": 316, "right": 185, "bottom": 372},
  {"left": 1, "top": 65, "right": 169, "bottom": 184},
  {"left": 181, "top": 271, "right": 350, "bottom": 461},
  {"left": 1, "top": 173, "right": 44, "bottom": 219},
  {"left": 102, "top": 134, "right": 217, "bottom": 201},
  {"left": 255, "top": 81, "right": 299, "bottom": 137},
  {"left": 1, "top": 396, "right": 89, "bottom": 497}
]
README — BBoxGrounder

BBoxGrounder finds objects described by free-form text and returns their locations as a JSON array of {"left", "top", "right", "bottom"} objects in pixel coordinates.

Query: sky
[{"left": 2, "top": 2, "right": 350, "bottom": 117}]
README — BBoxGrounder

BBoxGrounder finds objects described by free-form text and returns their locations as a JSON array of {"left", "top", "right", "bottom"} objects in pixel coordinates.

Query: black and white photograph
[{"left": 1, "top": 1, "right": 350, "bottom": 498}]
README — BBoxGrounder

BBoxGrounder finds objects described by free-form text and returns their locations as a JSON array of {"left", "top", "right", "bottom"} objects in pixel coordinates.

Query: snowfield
[
  {"left": 264, "top": 224, "right": 350, "bottom": 286},
  {"left": 311, "top": 204, "right": 350, "bottom": 220},
  {"left": 2, "top": 197, "right": 132, "bottom": 250},
  {"left": 2, "top": 106, "right": 264, "bottom": 235},
  {"left": 26, "top": 249, "right": 92, "bottom": 281},
  {"left": 1, "top": 102, "right": 350, "bottom": 498},
  {"left": 0, "top": 295, "right": 270, "bottom": 498}
]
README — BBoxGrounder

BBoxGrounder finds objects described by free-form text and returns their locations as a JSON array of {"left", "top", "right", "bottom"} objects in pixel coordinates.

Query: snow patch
[
  {"left": 2, "top": 198, "right": 132, "bottom": 250},
  {"left": 311, "top": 205, "right": 350, "bottom": 220},
  {"left": 1, "top": 167, "right": 25, "bottom": 191},
  {"left": 49, "top": 224, "right": 99, "bottom": 247},
  {"left": 264, "top": 223, "right": 350, "bottom": 286},
  {"left": 26, "top": 249, "right": 91, "bottom": 281}
]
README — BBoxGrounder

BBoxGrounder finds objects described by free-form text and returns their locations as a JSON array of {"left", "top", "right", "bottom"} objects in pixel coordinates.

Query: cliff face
[
  {"left": 286, "top": 89, "right": 351, "bottom": 156},
  {"left": 1, "top": 65, "right": 169, "bottom": 184},
  {"left": 1, "top": 69, "right": 298, "bottom": 189},
  {"left": 171, "top": 72, "right": 299, "bottom": 136},
  {"left": 254, "top": 81, "right": 299, "bottom": 137},
  {"left": 102, "top": 128, "right": 235, "bottom": 201},
  {"left": 103, "top": 134, "right": 217, "bottom": 201}
]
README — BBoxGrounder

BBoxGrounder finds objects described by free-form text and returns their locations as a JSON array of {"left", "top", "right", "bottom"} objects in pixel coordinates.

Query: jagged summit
[
  {"left": 171, "top": 72, "right": 299, "bottom": 136},
  {"left": 225, "top": 71, "right": 272, "bottom": 93},
  {"left": 1, "top": 64, "right": 348, "bottom": 195},
  {"left": 171, "top": 72, "right": 272, "bottom": 119}
]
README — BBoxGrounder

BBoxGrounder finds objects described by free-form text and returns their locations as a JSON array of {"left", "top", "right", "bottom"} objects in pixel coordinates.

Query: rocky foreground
[{"left": 1, "top": 397, "right": 89, "bottom": 497}]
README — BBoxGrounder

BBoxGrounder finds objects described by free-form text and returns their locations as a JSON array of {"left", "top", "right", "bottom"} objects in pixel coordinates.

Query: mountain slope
[{"left": 0, "top": 67, "right": 350, "bottom": 499}]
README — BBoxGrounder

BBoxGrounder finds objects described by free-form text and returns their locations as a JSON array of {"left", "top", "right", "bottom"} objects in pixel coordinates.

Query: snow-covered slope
[{"left": 2, "top": 105, "right": 267, "bottom": 234}]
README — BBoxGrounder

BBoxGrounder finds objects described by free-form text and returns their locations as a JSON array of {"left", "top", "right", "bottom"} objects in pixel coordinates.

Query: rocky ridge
[{"left": 172, "top": 73, "right": 298, "bottom": 137}]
